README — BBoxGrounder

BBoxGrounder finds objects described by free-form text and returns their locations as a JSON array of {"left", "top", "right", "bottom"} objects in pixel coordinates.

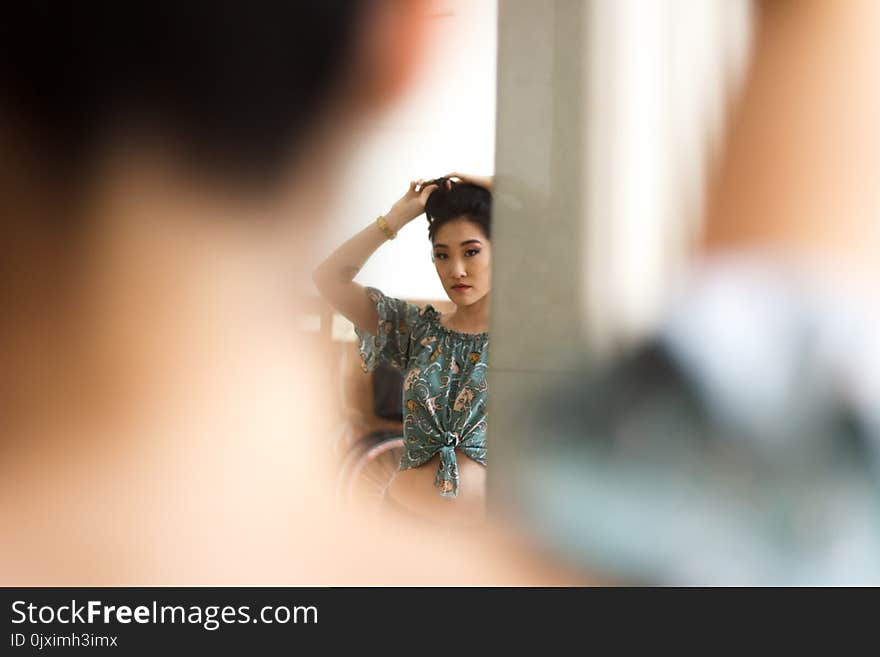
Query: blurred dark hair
[
  {"left": 0, "top": 1, "right": 369, "bottom": 187},
  {"left": 424, "top": 178, "right": 492, "bottom": 243}
]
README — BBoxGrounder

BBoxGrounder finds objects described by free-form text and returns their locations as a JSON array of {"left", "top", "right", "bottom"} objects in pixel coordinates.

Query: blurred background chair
[{"left": 312, "top": 296, "right": 454, "bottom": 508}]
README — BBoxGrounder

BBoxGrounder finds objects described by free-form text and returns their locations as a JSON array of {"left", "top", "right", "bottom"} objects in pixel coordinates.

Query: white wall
[
  {"left": 313, "top": 0, "right": 498, "bottom": 301},
  {"left": 582, "top": 0, "right": 753, "bottom": 349}
]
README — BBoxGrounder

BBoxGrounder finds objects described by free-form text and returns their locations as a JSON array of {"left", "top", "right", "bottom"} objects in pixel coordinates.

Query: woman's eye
[
  {"left": 434, "top": 253, "right": 448, "bottom": 260},
  {"left": 465, "top": 249, "right": 481, "bottom": 257}
]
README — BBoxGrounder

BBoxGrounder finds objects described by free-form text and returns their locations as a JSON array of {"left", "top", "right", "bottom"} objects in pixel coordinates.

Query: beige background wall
[
  {"left": 490, "top": 0, "right": 590, "bottom": 504},
  {"left": 489, "top": 0, "right": 753, "bottom": 504}
]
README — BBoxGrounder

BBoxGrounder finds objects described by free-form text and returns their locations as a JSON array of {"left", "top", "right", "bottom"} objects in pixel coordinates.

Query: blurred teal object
[{"left": 517, "top": 260, "right": 880, "bottom": 585}]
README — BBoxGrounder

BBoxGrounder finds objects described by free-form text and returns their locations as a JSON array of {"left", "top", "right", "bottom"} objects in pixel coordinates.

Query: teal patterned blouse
[{"left": 355, "top": 287, "right": 488, "bottom": 497}]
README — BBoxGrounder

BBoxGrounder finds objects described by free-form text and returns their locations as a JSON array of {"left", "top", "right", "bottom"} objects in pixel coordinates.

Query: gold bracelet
[{"left": 376, "top": 215, "right": 397, "bottom": 240}]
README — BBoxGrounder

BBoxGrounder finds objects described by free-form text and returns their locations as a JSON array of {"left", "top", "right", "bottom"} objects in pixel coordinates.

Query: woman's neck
[{"left": 446, "top": 294, "right": 490, "bottom": 333}]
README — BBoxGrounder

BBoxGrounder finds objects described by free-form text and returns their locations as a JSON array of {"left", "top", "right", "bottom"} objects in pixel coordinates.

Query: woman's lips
[{"left": 451, "top": 284, "right": 472, "bottom": 292}]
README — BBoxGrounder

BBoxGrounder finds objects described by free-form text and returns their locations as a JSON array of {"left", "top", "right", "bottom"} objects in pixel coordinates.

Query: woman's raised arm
[{"left": 312, "top": 180, "right": 438, "bottom": 333}]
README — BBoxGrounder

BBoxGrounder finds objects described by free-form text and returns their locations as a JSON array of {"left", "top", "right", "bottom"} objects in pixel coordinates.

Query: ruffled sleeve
[{"left": 355, "top": 287, "right": 424, "bottom": 373}]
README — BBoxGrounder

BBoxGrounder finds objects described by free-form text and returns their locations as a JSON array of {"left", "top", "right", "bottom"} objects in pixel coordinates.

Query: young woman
[{"left": 313, "top": 173, "right": 493, "bottom": 526}]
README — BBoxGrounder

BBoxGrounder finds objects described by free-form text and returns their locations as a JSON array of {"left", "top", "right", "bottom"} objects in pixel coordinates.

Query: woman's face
[{"left": 431, "top": 217, "right": 491, "bottom": 307}]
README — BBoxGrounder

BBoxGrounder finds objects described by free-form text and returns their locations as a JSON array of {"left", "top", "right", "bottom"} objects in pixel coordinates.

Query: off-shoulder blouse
[{"left": 355, "top": 287, "right": 488, "bottom": 497}]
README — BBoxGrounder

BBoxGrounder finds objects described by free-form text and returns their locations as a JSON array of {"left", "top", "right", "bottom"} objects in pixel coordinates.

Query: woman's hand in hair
[
  {"left": 386, "top": 179, "right": 440, "bottom": 231},
  {"left": 444, "top": 172, "right": 494, "bottom": 192}
]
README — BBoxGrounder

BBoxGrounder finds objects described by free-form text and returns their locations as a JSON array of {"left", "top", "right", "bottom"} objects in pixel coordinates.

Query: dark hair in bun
[{"left": 424, "top": 178, "right": 492, "bottom": 243}]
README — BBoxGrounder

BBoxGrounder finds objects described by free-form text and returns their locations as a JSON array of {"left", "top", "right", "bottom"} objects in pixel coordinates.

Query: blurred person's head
[
  {"left": 0, "top": 1, "right": 429, "bottom": 433},
  {"left": 0, "top": 2, "right": 424, "bottom": 191},
  {"left": 425, "top": 180, "right": 492, "bottom": 308},
  {"left": 0, "top": 1, "right": 433, "bottom": 583}
]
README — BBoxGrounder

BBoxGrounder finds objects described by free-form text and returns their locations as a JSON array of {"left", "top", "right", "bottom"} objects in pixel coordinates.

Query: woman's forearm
[
  {"left": 312, "top": 207, "right": 410, "bottom": 332},
  {"left": 312, "top": 179, "right": 436, "bottom": 332},
  {"left": 314, "top": 208, "right": 407, "bottom": 287}
]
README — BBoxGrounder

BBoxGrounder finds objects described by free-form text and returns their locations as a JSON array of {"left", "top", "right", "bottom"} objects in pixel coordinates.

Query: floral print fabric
[{"left": 355, "top": 287, "right": 488, "bottom": 497}]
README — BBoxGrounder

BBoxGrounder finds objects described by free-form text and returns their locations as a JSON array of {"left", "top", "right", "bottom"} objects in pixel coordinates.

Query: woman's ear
[{"left": 345, "top": 0, "right": 433, "bottom": 112}]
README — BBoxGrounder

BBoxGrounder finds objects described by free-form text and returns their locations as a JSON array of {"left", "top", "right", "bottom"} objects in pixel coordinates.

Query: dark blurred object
[
  {"left": 372, "top": 364, "right": 403, "bottom": 421},
  {"left": 518, "top": 263, "right": 880, "bottom": 585},
  {"left": 0, "top": 1, "right": 367, "bottom": 186}
]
